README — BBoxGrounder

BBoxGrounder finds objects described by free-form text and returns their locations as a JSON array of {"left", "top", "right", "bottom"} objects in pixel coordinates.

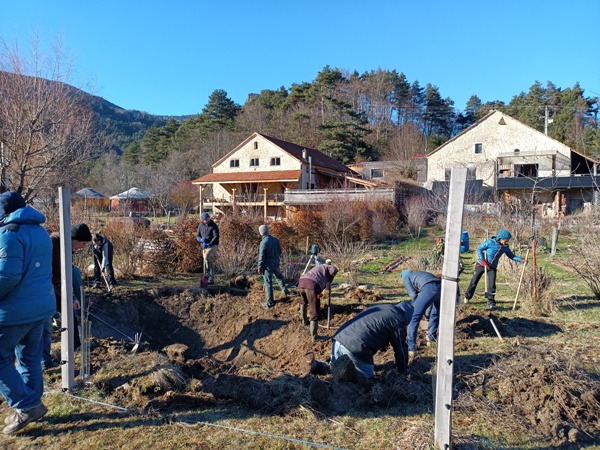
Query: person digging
[
  {"left": 310, "top": 301, "right": 414, "bottom": 378},
  {"left": 297, "top": 261, "right": 338, "bottom": 342}
]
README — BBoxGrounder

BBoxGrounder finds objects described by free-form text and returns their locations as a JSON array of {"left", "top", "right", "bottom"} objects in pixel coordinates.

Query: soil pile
[{"left": 75, "top": 282, "right": 600, "bottom": 445}]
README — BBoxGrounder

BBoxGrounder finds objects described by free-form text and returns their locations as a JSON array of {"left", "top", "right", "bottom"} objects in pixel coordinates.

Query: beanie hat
[
  {"left": 258, "top": 224, "right": 269, "bottom": 236},
  {"left": 71, "top": 223, "right": 92, "bottom": 242},
  {"left": 325, "top": 259, "right": 332, "bottom": 265},
  {"left": 201, "top": 212, "right": 210, "bottom": 220},
  {"left": 496, "top": 229, "right": 512, "bottom": 240},
  {"left": 0, "top": 191, "right": 26, "bottom": 219},
  {"left": 401, "top": 269, "right": 412, "bottom": 281}
]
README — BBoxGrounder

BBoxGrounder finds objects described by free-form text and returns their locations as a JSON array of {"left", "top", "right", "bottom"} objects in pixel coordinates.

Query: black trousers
[{"left": 465, "top": 265, "right": 497, "bottom": 304}]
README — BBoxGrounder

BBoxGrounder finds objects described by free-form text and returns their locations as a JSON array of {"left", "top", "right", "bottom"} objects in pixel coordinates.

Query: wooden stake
[{"left": 512, "top": 248, "right": 530, "bottom": 311}]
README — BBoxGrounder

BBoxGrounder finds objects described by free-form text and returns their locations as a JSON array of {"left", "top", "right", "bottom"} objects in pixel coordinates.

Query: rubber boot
[
  {"left": 300, "top": 304, "right": 309, "bottom": 326},
  {"left": 310, "top": 320, "right": 327, "bottom": 342}
]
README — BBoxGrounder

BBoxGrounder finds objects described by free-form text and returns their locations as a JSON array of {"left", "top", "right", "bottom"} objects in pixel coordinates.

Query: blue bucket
[{"left": 460, "top": 231, "right": 469, "bottom": 253}]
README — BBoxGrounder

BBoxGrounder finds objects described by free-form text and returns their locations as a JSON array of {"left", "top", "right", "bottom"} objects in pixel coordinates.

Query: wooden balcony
[{"left": 283, "top": 188, "right": 395, "bottom": 205}]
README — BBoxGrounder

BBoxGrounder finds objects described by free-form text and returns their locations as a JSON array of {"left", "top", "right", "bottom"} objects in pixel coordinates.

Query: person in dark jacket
[
  {"left": 43, "top": 224, "right": 92, "bottom": 368},
  {"left": 257, "top": 224, "right": 289, "bottom": 309},
  {"left": 464, "top": 229, "right": 526, "bottom": 310},
  {"left": 196, "top": 212, "right": 219, "bottom": 284},
  {"left": 92, "top": 233, "right": 115, "bottom": 290},
  {"left": 0, "top": 191, "right": 55, "bottom": 434},
  {"left": 401, "top": 270, "right": 442, "bottom": 362},
  {"left": 311, "top": 302, "right": 414, "bottom": 378},
  {"left": 298, "top": 262, "right": 338, "bottom": 341}
]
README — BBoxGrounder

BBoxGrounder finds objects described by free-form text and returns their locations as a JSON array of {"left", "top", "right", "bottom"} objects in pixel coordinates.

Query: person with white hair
[{"left": 257, "top": 224, "right": 289, "bottom": 309}]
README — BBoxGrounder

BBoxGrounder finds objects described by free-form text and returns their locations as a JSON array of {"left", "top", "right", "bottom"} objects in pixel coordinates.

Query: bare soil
[{"left": 56, "top": 278, "right": 599, "bottom": 447}]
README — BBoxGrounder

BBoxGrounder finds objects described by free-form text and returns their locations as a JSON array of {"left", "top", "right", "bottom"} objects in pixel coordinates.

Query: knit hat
[
  {"left": 201, "top": 212, "right": 210, "bottom": 220},
  {"left": 496, "top": 229, "right": 512, "bottom": 240},
  {"left": 258, "top": 224, "right": 269, "bottom": 236},
  {"left": 0, "top": 191, "right": 26, "bottom": 219},
  {"left": 401, "top": 269, "right": 412, "bottom": 281},
  {"left": 71, "top": 223, "right": 92, "bottom": 242},
  {"left": 325, "top": 259, "right": 332, "bottom": 265}
]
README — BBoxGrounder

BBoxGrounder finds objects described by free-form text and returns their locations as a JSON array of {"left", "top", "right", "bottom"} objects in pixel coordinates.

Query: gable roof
[
  {"left": 426, "top": 110, "right": 598, "bottom": 164},
  {"left": 212, "top": 132, "right": 352, "bottom": 173},
  {"left": 192, "top": 170, "right": 302, "bottom": 184}
]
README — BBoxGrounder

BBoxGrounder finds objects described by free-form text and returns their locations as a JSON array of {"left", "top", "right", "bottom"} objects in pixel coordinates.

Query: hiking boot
[
  {"left": 3, "top": 403, "right": 47, "bottom": 434},
  {"left": 488, "top": 302, "right": 497, "bottom": 311},
  {"left": 283, "top": 288, "right": 290, "bottom": 296},
  {"left": 208, "top": 279, "right": 215, "bottom": 285},
  {"left": 263, "top": 302, "right": 274, "bottom": 310},
  {"left": 43, "top": 359, "right": 60, "bottom": 371}
]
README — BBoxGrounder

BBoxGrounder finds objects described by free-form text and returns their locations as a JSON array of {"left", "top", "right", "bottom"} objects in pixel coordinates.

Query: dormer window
[
  {"left": 250, "top": 158, "right": 259, "bottom": 167},
  {"left": 270, "top": 157, "right": 281, "bottom": 166},
  {"left": 230, "top": 159, "right": 240, "bottom": 168}
]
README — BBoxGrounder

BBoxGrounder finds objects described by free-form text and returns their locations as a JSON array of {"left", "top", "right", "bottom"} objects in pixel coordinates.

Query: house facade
[
  {"left": 192, "top": 132, "right": 388, "bottom": 220},
  {"left": 426, "top": 110, "right": 599, "bottom": 216}
]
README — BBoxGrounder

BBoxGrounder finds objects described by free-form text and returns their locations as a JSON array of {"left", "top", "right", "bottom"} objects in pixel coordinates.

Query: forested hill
[{"left": 83, "top": 89, "right": 190, "bottom": 155}]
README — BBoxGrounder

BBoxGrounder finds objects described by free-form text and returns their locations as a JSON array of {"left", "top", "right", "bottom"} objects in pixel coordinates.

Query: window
[
  {"left": 229, "top": 159, "right": 239, "bottom": 168},
  {"left": 250, "top": 158, "right": 259, "bottom": 167},
  {"left": 475, "top": 143, "right": 482, "bottom": 154},
  {"left": 270, "top": 157, "right": 281, "bottom": 166},
  {"left": 254, "top": 142, "right": 258, "bottom": 150},
  {"left": 467, "top": 167, "right": 476, "bottom": 180},
  {"left": 371, "top": 169, "right": 384, "bottom": 178},
  {"left": 445, "top": 168, "right": 451, "bottom": 181}
]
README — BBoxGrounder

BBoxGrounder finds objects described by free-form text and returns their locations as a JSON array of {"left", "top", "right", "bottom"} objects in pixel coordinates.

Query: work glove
[
  {"left": 202, "top": 243, "right": 210, "bottom": 249},
  {"left": 257, "top": 267, "right": 263, "bottom": 275},
  {"left": 200, "top": 237, "right": 207, "bottom": 243},
  {"left": 480, "top": 260, "right": 489, "bottom": 268}
]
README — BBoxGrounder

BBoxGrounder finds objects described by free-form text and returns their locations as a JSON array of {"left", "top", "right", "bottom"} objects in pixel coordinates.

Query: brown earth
[{"left": 64, "top": 278, "right": 600, "bottom": 447}]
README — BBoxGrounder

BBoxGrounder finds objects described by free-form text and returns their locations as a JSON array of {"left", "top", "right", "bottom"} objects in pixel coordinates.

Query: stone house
[{"left": 426, "top": 110, "right": 599, "bottom": 216}]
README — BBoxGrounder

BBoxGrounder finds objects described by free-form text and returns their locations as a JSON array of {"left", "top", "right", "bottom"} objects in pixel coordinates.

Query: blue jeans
[
  {"left": 263, "top": 266, "right": 287, "bottom": 305},
  {"left": 407, "top": 282, "right": 441, "bottom": 352},
  {"left": 331, "top": 340, "right": 374, "bottom": 378},
  {"left": 0, "top": 319, "right": 45, "bottom": 411}
]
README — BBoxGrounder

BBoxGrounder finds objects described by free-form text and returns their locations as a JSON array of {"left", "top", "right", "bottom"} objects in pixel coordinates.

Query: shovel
[
  {"left": 326, "top": 283, "right": 332, "bottom": 329},
  {"left": 93, "top": 254, "right": 112, "bottom": 293}
]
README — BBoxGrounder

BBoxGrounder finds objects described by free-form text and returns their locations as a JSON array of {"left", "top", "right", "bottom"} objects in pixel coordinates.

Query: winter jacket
[
  {"left": 92, "top": 234, "right": 113, "bottom": 269},
  {"left": 333, "top": 302, "right": 414, "bottom": 373},
  {"left": 196, "top": 220, "right": 220, "bottom": 247},
  {"left": 298, "top": 264, "right": 338, "bottom": 294},
  {"left": 0, "top": 205, "right": 55, "bottom": 325},
  {"left": 258, "top": 235, "right": 282, "bottom": 270},
  {"left": 403, "top": 271, "right": 441, "bottom": 302},
  {"left": 50, "top": 232, "right": 85, "bottom": 312},
  {"left": 477, "top": 237, "right": 522, "bottom": 269}
]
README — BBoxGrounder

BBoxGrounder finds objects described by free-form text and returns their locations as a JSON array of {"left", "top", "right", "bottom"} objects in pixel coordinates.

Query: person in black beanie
[{"left": 42, "top": 223, "right": 92, "bottom": 369}]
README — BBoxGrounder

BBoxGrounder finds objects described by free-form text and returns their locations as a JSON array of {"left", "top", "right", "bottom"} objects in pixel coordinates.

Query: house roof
[
  {"left": 192, "top": 170, "right": 302, "bottom": 184},
  {"left": 74, "top": 188, "right": 107, "bottom": 199},
  {"left": 110, "top": 187, "right": 151, "bottom": 200},
  {"left": 427, "top": 110, "right": 599, "bottom": 164},
  {"left": 212, "top": 132, "right": 353, "bottom": 174}
]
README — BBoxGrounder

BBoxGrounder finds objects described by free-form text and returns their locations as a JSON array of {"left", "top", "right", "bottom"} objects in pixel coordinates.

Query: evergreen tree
[{"left": 123, "top": 141, "right": 142, "bottom": 166}]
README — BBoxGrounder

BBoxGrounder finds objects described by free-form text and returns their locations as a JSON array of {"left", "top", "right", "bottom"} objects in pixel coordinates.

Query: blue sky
[{"left": 2, "top": 1, "right": 599, "bottom": 116}]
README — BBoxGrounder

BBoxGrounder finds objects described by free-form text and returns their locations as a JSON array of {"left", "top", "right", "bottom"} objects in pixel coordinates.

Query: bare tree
[{"left": 0, "top": 33, "right": 96, "bottom": 201}]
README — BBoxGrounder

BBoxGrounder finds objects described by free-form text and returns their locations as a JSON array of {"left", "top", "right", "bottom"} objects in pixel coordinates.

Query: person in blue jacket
[
  {"left": 0, "top": 191, "right": 55, "bottom": 434},
  {"left": 401, "top": 270, "right": 442, "bottom": 362},
  {"left": 464, "top": 229, "right": 527, "bottom": 310}
]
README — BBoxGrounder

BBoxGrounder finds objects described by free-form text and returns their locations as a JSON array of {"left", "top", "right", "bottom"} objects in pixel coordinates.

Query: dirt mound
[
  {"left": 79, "top": 284, "right": 600, "bottom": 446},
  {"left": 456, "top": 341, "right": 600, "bottom": 445}
]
